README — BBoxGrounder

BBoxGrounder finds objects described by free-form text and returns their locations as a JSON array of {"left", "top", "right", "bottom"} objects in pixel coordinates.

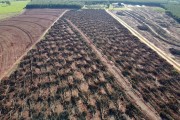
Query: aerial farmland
[
  {"left": 0, "top": 9, "right": 66, "bottom": 79},
  {"left": 0, "top": 0, "right": 180, "bottom": 120}
]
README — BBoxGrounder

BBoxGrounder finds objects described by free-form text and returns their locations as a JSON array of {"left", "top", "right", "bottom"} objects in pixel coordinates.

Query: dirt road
[
  {"left": 120, "top": 10, "right": 180, "bottom": 47},
  {"left": 106, "top": 10, "right": 180, "bottom": 72},
  {"left": 0, "top": 10, "right": 68, "bottom": 81},
  {"left": 67, "top": 19, "right": 161, "bottom": 120}
]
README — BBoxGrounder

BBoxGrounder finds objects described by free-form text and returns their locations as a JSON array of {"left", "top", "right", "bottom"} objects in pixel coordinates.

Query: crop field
[
  {"left": 0, "top": 9, "right": 66, "bottom": 79},
  {"left": 0, "top": 17, "right": 147, "bottom": 119},
  {"left": 64, "top": 10, "right": 180, "bottom": 119}
]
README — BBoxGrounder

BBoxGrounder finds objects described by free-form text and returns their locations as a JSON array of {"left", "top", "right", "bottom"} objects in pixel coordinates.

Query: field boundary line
[
  {"left": 106, "top": 10, "right": 180, "bottom": 72},
  {"left": 0, "top": 10, "right": 68, "bottom": 81},
  {"left": 66, "top": 19, "right": 160, "bottom": 120}
]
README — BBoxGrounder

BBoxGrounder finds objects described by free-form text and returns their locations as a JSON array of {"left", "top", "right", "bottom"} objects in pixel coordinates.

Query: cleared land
[
  {"left": 64, "top": 9, "right": 180, "bottom": 119},
  {"left": 0, "top": 9, "right": 66, "bottom": 80},
  {"left": 112, "top": 6, "right": 180, "bottom": 63},
  {"left": 67, "top": 19, "right": 160, "bottom": 120},
  {"left": 0, "top": 16, "right": 147, "bottom": 120},
  {"left": 0, "top": 2, "right": 180, "bottom": 119}
]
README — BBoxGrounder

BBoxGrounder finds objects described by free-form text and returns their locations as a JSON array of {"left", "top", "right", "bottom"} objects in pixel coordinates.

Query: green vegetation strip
[
  {"left": 26, "top": 0, "right": 169, "bottom": 9},
  {"left": 0, "top": 1, "right": 29, "bottom": 14},
  {"left": 26, "top": 0, "right": 179, "bottom": 17},
  {"left": 26, "top": 0, "right": 83, "bottom": 9},
  {"left": 162, "top": 3, "right": 180, "bottom": 22}
]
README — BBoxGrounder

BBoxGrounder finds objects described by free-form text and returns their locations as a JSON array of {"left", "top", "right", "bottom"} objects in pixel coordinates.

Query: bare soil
[
  {"left": 67, "top": 19, "right": 160, "bottom": 120},
  {"left": 112, "top": 6, "right": 180, "bottom": 63},
  {"left": 0, "top": 9, "right": 66, "bottom": 79},
  {"left": 0, "top": 18, "right": 147, "bottom": 119},
  {"left": 64, "top": 9, "right": 180, "bottom": 120}
]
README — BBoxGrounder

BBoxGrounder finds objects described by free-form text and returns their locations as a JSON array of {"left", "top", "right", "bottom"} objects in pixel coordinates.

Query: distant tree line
[
  {"left": 25, "top": 1, "right": 163, "bottom": 9},
  {"left": 25, "top": 0, "right": 83, "bottom": 9},
  {"left": 25, "top": 0, "right": 180, "bottom": 23},
  {"left": 26, "top": 4, "right": 82, "bottom": 9},
  {"left": 84, "top": 0, "right": 163, "bottom": 6},
  {"left": 161, "top": 3, "right": 180, "bottom": 23},
  {"left": 165, "top": 11, "right": 180, "bottom": 23},
  {"left": 0, "top": 0, "right": 11, "bottom": 5}
]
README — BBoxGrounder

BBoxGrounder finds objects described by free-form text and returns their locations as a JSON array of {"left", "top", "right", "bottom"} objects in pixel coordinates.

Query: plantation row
[
  {"left": 64, "top": 10, "right": 180, "bottom": 120},
  {"left": 0, "top": 17, "right": 146, "bottom": 119}
]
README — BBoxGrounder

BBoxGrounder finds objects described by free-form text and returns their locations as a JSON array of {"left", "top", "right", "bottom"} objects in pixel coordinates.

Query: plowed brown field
[{"left": 0, "top": 9, "right": 66, "bottom": 79}]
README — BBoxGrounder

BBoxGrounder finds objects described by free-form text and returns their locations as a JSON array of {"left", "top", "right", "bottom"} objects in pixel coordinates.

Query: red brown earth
[
  {"left": 0, "top": 9, "right": 66, "bottom": 79},
  {"left": 64, "top": 9, "right": 180, "bottom": 119},
  {"left": 0, "top": 17, "right": 147, "bottom": 120}
]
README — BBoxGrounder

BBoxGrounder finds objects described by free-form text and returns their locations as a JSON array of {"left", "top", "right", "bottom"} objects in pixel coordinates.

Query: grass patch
[
  {"left": 0, "top": 13, "right": 18, "bottom": 20},
  {"left": 152, "top": 7, "right": 165, "bottom": 13},
  {"left": 0, "top": 1, "right": 29, "bottom": 14},
  {"left": 163, "top": 3, "right": 180, "bottom": 18},
  {"left": 83, "top": 4, "right": 108, "bottom": 9},
  {"left": 107, "top": 4, "right": 131, "bottom": 11}
]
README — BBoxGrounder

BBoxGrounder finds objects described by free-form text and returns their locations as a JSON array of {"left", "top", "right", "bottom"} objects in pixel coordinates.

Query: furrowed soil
[
  {"left": 64, "top": 9, "right": 180, "bottom": 120},
  {"left": 0, "top": 16, "right": 147, "bottom": 119},
  {"left": 0, "top": 9, "right": 66, "bottom": 79}
]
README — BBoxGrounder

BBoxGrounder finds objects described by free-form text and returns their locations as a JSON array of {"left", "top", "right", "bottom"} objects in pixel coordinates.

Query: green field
[
  {"left": 163, "top": 3, "right": 180, "bottom": 18},
  {"left": 0, "top": 1, "right": 29, "bottom": 14},
  {"left": 0, "top": 0, "right": 29, "bottom": 19},
  {"left": 151, "top": 7, "right": 166, "bottom": 13},
  {"left": 108, "top": 4, "right": 132, "bottom": 10},
  {"left": 83, "top": 4, "right": 108, "bottom": 9}
]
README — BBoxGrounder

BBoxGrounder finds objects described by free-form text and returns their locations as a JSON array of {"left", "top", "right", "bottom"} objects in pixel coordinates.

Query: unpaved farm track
[
  {"left": 66, "top": 19, "right": 160, "bottom": 120},
  {"left": 106, "top": 10, "right": 180, "bottom": 72},
  {"left": 0, "top": 9, "right": 67, "bottom": 80},
  {"left": 120, "top": 10, "right": 180, "bottom": 47}
]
